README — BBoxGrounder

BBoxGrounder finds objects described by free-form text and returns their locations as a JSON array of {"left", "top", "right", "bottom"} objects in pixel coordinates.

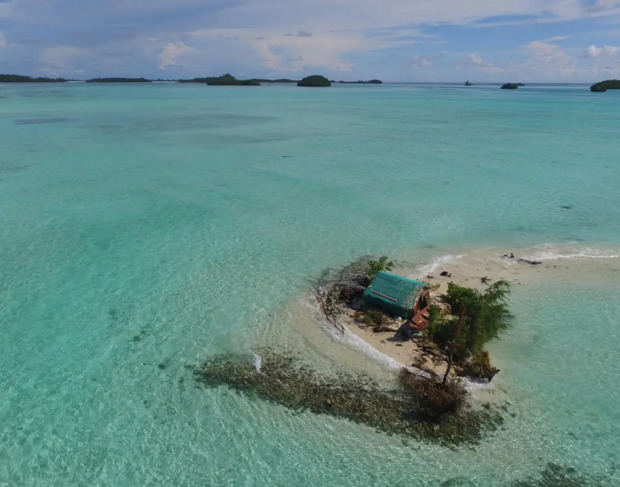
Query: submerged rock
[
  {"left": 193, "top": 350, "right": 504, "bottom": 445},
  {"left": 512, "top": 462, "right": 605, "bottom": 486}
]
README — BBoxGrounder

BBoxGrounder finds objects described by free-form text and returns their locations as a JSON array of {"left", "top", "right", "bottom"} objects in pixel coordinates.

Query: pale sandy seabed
[{"left": 257, "top": 244, "right": 620, "bottom": 402}]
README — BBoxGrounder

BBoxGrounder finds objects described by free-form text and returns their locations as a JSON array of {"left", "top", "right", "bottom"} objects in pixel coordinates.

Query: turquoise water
[{"left": 1, "top": 82, "right": 619, "bottom": 485}]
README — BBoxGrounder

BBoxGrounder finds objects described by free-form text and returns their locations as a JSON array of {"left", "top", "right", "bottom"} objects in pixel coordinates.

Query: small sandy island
[
  {"left": 195, "top": 244, "right": 620, "bottom": 444},
  {"left": 337, "top": 245, "right": 619, "bottom": 378}
]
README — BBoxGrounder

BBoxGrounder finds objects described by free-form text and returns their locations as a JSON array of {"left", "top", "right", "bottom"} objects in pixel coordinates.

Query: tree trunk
[
  {"left": 442, "top": 347, "right": 453, "bottom": 386},
  {"left": 442, "top": 307, "right": 465, "bottom": 387}
]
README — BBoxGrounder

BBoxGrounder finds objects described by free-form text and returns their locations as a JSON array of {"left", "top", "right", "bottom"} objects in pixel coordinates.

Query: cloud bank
[{"left": 0, "top": 0, "right": 619, "bottom": 81}]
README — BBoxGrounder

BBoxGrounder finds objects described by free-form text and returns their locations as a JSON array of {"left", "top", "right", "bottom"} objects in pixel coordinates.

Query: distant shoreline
[
  {"left": 0, "top": 74, "right": 600, "bottom": 88},
  {"left": 0, "top": 72, "right": 381, "bottom": 85}
]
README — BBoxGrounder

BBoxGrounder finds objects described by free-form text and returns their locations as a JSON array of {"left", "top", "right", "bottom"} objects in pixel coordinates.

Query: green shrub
[
  {"left": 428, "top": 280, "right": 512, "bottom": 359},
  {"left": 355, "top": 309, "right": 385, "bottom": 331},
  {"left": 366, "top": 256, "right": 394, "bottom": 280},
  {"left": 399, "top": 368, "right": 466, "bottom": 419},
  {"left": 461, "top": 350, "right": 499, "bottom": 380},
  {"left": 426, "top": 305, "right": 456, "bottom": 348}
]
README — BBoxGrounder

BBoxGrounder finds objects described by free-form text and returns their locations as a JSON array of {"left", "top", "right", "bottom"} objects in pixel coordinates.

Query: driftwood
[
  {"left": 310, "top": 283, "right": 345, "bottom": 333},
  {"left": 503, "top": 252, "right": 542, "bottom": 265},
  {"left": 307, "top": 256, "right": 373, "bottom": 334}
]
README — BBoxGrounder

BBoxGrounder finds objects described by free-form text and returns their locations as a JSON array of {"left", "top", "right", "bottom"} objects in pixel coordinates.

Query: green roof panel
[{"left": 362, "top": 272, "right": 425, "bottom": 318}]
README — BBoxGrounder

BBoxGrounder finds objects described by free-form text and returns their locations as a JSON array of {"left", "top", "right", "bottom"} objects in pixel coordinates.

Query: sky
[{"left": 1, "top": 0, "right": 620, "bottom": 82}]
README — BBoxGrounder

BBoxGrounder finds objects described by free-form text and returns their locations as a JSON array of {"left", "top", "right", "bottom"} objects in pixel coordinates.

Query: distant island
[
  {"left": 297, "top": 75, "right": 331, "bottom": 87},
  {"left": 336, "top": 79, "right": 382, "bottom": 84},
  {"left": 86, "top": 77, "right": 151, "bottom": 83},
  {"left": 178, "top": 77, "right": 211, "bottom": 83},
  {"left": 1, "top": 72, "right": 383, "bottom": 88},
  {"left": 590, "top": 80, "right": 620, "bottom": 92},
  {"left": 199, "top": 74, "right": 261, "bottom": 86},
  {"left": 501, "top": 83, "right": 521, "bottom": 89},
  {"left": 180, "top": 76, "right": 297, "bottom": 84},
  {"left": 0, "top": 74, "right": 67, "bottom": 83},
  {"left": 179, "top": 75, "right": 382, "bottom": 85},
  {"left": 246, "top": 78, "right": 298, "bottom": 84}
]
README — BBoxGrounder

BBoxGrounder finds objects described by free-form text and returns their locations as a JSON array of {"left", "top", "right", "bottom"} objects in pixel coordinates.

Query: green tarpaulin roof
[{"left": 363, "top": 272, "right": 425, "bottom": 318}]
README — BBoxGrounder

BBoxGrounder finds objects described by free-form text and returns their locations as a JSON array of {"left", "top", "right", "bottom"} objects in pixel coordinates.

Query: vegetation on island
[
  {"left": 178, "top": 77, "right": 210, "bottom": 83},
  {"left": 86, "top": 77, "right": 151, "bottom": 83},
  {"left": 336, "top": 79, "right": 382, "bottom": 84},
  {"left": 297, "top": 75, "right": 331, "bottom": 87},
  {"left": 590, "top": 79, "right": 620, "bottom": 92},
  {"left": 181, "top": 74, "right": 304, "bottom": 85},
  {"left": 204, "top": 73, "right": 261, "bottom": 86},
  {"left": 192, "top": 255, "right": 515, "bottom": 444},
  {"left": 0, "top": 74, "right": 67, "bottom": 82},
  {"left": 366, "top": 255, "right": 394, "bottom": 280},
  {"left": 252, "top": 78, "right": 298, "bottom": 83},
  {"left": 180, "top": 76, "right": 382, "bottom": 85},
  {"left": 501, "top": 83, "right": 520, "bottom": 89},
  {"left": 427, "top": 280, "right": 512, "bottom": 381},
  {"left": 310, "top": 255, "right": 512, "bottom": 382}
]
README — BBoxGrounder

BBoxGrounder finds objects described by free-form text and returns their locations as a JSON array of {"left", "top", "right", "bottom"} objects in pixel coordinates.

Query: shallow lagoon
[{"left": 0, "top": 82, "right": 619, "bottom": 485}]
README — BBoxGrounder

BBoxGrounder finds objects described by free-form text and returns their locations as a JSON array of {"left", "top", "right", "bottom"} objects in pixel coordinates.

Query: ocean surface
[{"left": 1, "top": 82, "right": 619, "bottom": 486}]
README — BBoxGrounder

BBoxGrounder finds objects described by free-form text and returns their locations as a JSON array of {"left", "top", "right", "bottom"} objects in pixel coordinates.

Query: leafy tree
[
  {"left": 428, "top": 280, "right": 512, "bottom": 359},
  {"left": 366, "top": 256, "right": 394, "bottom": 280}
]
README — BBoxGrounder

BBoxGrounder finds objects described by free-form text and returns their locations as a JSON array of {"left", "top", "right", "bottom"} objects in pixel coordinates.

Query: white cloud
[
  {"left": 190, "top": 28, "right": 379, "bottom": 72},
  {"left": 544, "top": 35, "right": 570, "bottom": 42},
  {"left": 410, "top": 51, "right": 448, "bottom": 69},
  {"left": 583, "top": 44, "right": 620, "bottom": 57},
  {"left": 459, "top": 52, "right": 505, "bottom": 76},
  {"left": 220, "top": 0, "right": 593, "bottom": 32},
  {"left": 252, "top": 31, "right": 361, "bottom": 71},
  {"left": 524, "top": 40, "right": 575, "bottom": 78},
  {"left": 158, "top": 41, "right": 193, "bottom": 69},
  {"left": 526, "top": 41, "right": 559, "bottom": 57},
  {"left": 1, "top": 0, "right": 620, "bottom": 80},
  {"left": 41, "top": 46, "right": 90, "bottom": 73},
  {"left": 588, "top": 0, "right": 620, "bottom": 12},
  {"left": 191, "top": 24, "right": 434, "bottom": 73},
  {"left": 0, "top": 2, "right": 12, "bottom": 19},
  {"left": 468, "top": 53, "right": 484, "bottom": 65}
]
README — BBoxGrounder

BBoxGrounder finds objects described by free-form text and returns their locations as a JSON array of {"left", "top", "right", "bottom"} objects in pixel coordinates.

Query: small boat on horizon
[{"left": 465, "top": 80, "right": 472, "bottom": 86}]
